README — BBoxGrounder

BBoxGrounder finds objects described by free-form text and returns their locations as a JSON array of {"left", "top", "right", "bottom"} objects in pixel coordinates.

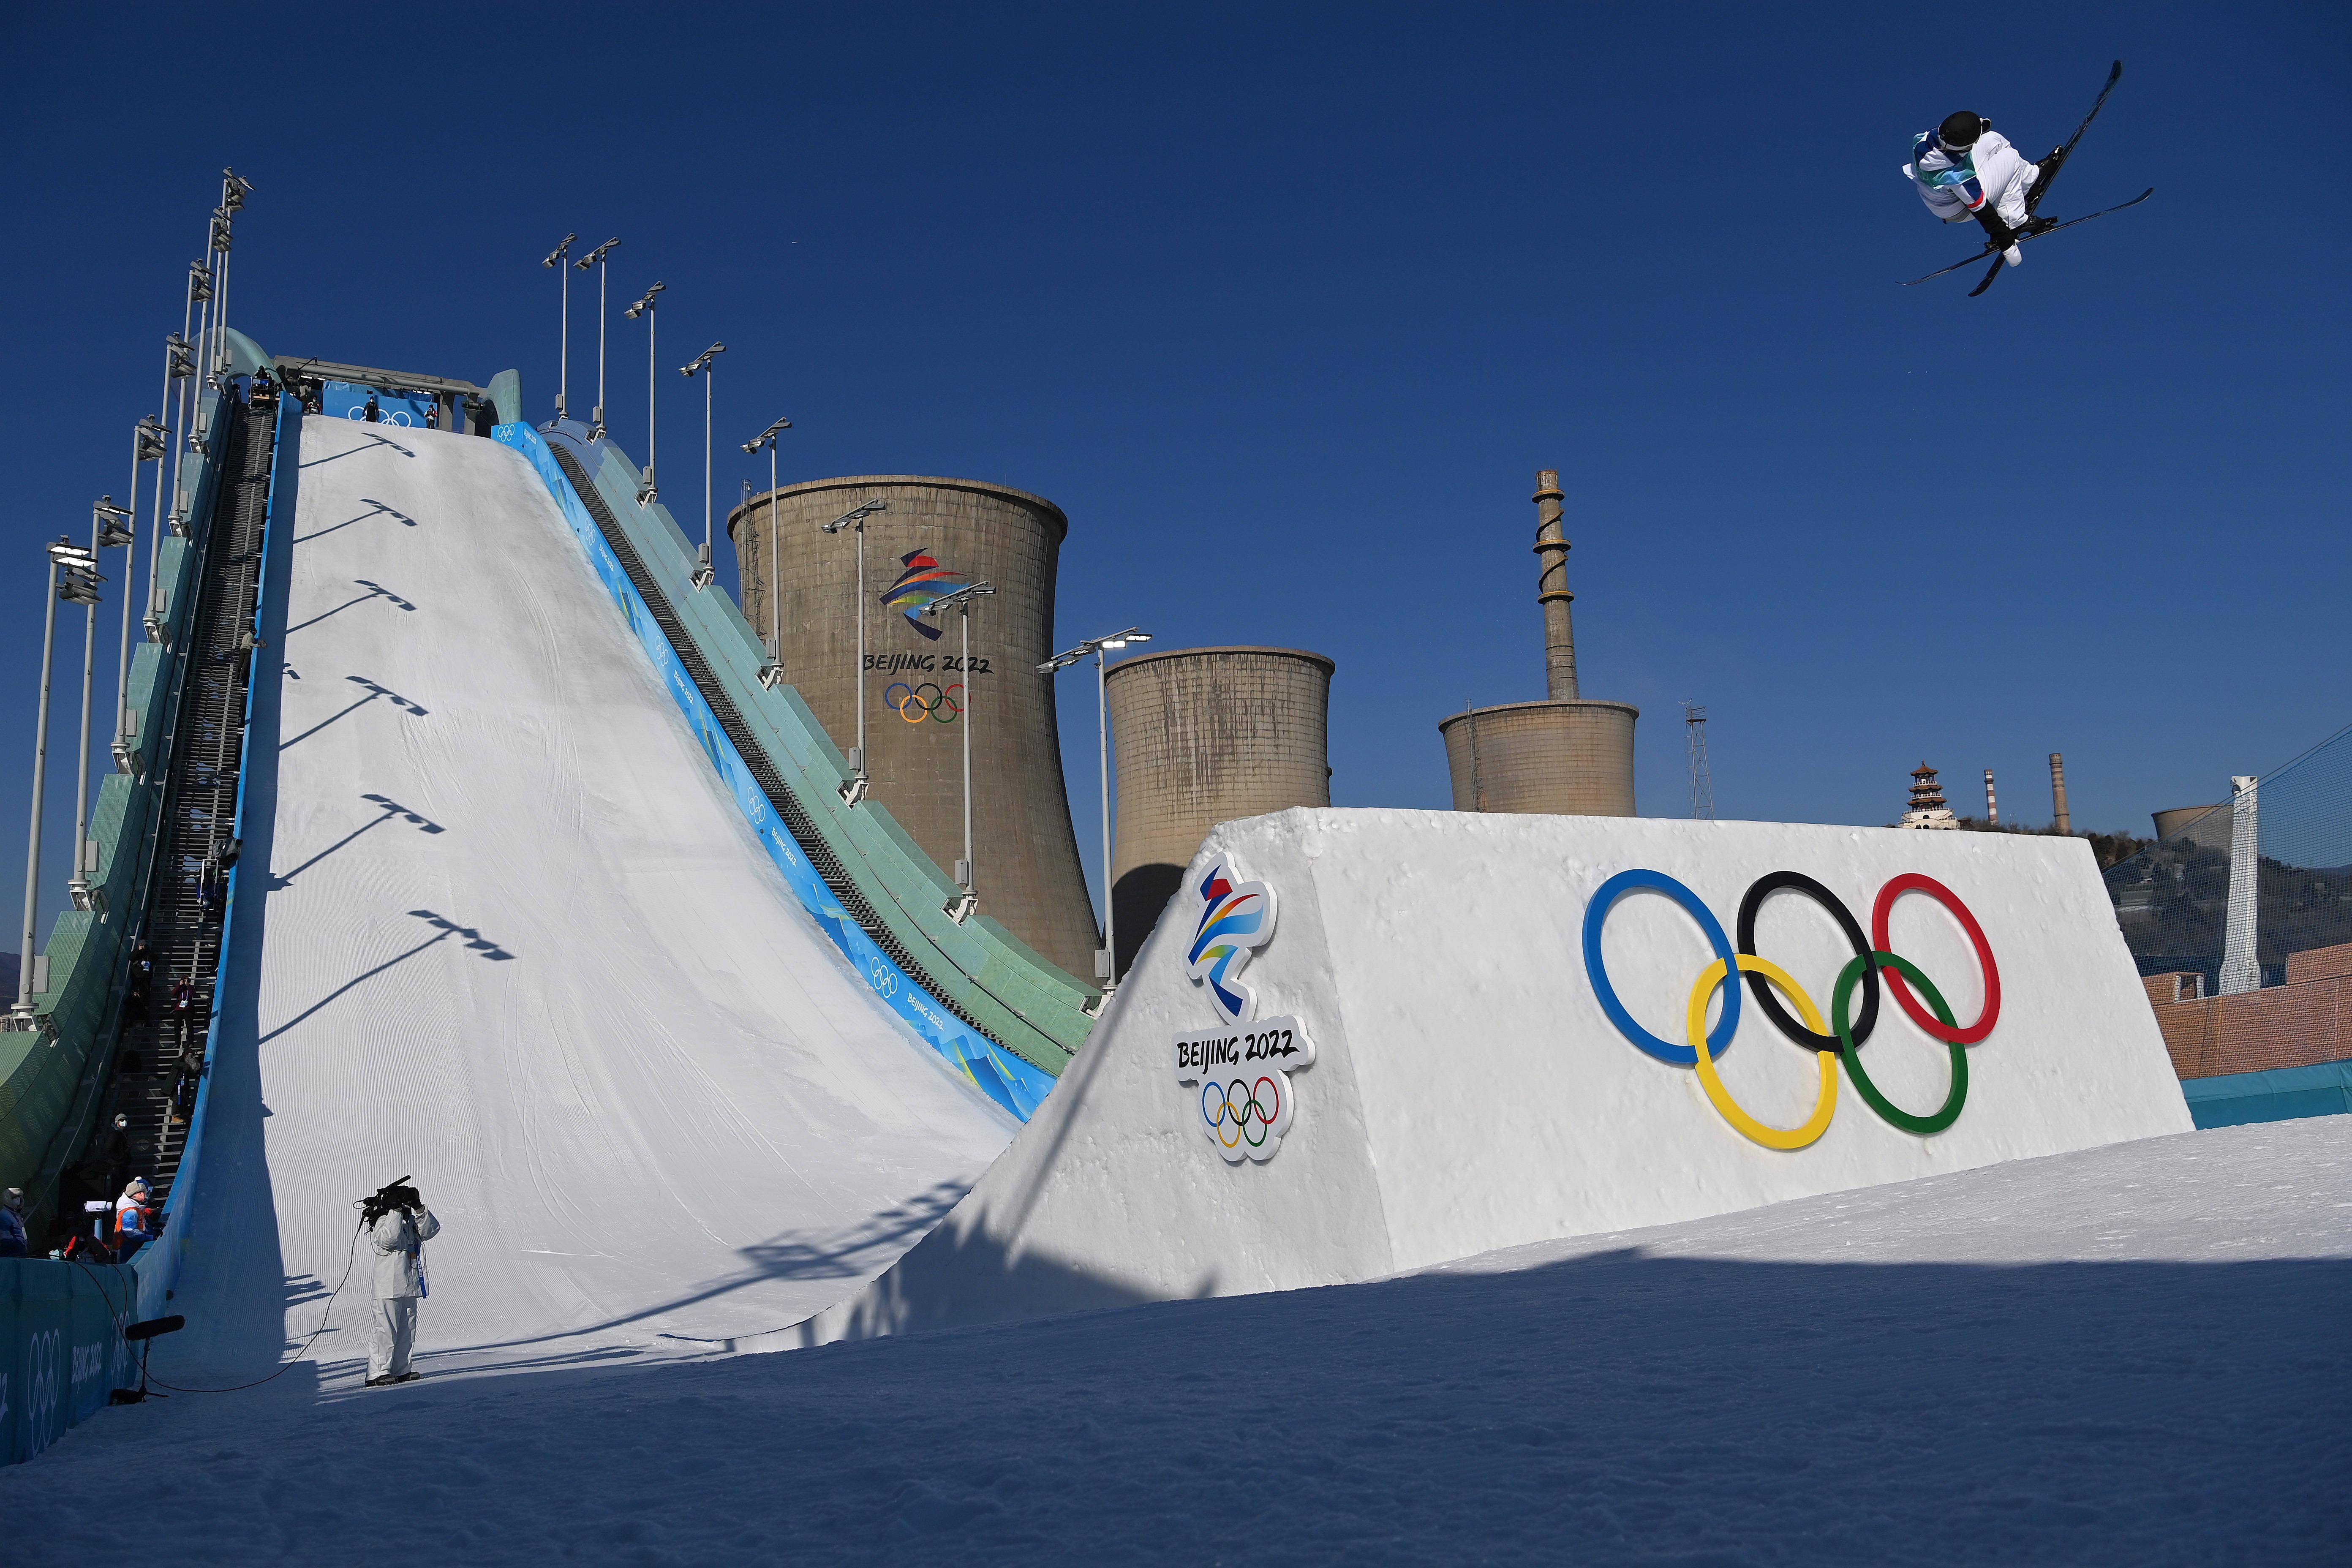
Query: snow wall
[{"left": 798, "top": 808, "right": 2194, "bottom": 1343}]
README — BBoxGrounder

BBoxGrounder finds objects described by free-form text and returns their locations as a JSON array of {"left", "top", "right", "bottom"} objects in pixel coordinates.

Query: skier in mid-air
[
  {"left": 1905, "top": 111, "right": 2059, "bottom": 269},
  {"left": 1900, "top": 63, "right": 2151, "bottom": 297}
]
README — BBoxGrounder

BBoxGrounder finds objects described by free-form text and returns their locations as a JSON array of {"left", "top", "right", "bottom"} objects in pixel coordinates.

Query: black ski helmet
[{"left": 1936, "top": 111, "right": 1987, "bottom": 152}]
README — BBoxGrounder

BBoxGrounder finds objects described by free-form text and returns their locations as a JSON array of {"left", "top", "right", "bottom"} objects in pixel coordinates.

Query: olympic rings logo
[
  {"left": 1200, "top": 1074, "right": 1286, "bottom": 1153},
  {"left": 1582, "top": 869, "right": 2002, "bottom": 1151},
  {"left": 884, "top": 681, "right": 963, "bottom": 724}
]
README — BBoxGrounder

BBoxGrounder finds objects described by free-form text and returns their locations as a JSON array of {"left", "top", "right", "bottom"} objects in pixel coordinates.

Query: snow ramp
[
  {"left": 165, "top": 414, "right": 1016, "bottom": 1386},
  {"left": 798, "top": 808, "right": 2195, "bottom": 1344}
]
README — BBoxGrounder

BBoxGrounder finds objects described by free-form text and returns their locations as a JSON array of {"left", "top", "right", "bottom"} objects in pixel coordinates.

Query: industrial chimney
[
  {"left": 2049, "top": 752, "right": 2072, "bottom": 834},
  {"left": 1437, "top": 469, "right": 1636, "bottom": 815},
  {"left": 1105, "top": 646, "right": 1334, "bottom": 977}
]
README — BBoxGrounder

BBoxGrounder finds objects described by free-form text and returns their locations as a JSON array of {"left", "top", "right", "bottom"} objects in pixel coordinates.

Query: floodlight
[
  {"left": 822, "top": 499, "right": 888, "bottom": 534},
  {"left": 742, "top": 415, "right": 792, "bottom": 454},
  {"left": 543, "top": 232, "right": 577, "bottom": 268}
]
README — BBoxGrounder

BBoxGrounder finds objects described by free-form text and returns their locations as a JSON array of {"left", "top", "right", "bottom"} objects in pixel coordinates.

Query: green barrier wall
[
  {"left": 1, "top": 1258, "right": 138, "bottom": 1466},
  {"left": 546, "top": 428, "right": 1100, "bottom": 1071}
]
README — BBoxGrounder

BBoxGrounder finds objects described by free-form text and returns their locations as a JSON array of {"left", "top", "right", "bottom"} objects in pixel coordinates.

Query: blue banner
[{"left": 319, "top": 380, "right": 436, "bottom": 429}]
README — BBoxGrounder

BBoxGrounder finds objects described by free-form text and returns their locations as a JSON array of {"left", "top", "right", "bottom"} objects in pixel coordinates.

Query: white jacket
[
  {"left": 1906, "top": 129, "right": 2038, "bottom": 228},
  {"left": 370, "top": 1206, "right": 441, "bottom": 1299}
]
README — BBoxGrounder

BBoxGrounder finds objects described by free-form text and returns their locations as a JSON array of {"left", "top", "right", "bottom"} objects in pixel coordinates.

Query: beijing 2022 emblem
[{"left": 1172, "top": 858, "right": 1315, "bottom": 1163}]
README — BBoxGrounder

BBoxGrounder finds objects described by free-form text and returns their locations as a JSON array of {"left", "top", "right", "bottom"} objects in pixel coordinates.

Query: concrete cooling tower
[
  {"left": 1105, "top": 646, "right": 1334, "bottom": 976},
  {"left": 1439, "top": 468, "right": 1637, "bottom": 815},
  {"left": 728, "top": 476, "right": 1098, "bottom": 979}
]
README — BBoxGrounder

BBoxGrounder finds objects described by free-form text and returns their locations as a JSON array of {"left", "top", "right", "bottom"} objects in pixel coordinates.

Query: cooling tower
[
  {"left": 2153, "top": 804, "right": 2222, "bottom": 840},
  {"left": 1439, "top": 699, "right": 1639, "bottom": 815},
  {"left": 727, "top": 476, "right": 1097, "bottom": 978},
  {"left": 1105, "top": 646, "right": 1334, "bottom": 977},
  {"left": 1438, "top": 468, "right": 1637, "bottom": 815}
]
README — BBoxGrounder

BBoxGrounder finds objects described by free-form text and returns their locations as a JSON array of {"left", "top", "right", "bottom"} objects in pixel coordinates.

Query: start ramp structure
[{"left": 799, "top": 807, "right": 2193, "bottom": 1344}]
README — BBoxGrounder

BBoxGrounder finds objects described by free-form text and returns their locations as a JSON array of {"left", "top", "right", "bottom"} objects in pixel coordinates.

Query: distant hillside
[{"left": 1878, "top": 819, "right": 2154, "bottom": 871}]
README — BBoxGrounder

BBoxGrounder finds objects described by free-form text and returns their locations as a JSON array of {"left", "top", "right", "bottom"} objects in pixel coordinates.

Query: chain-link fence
[{"left": 2106, "top": 722, "right": 2352, "bottom": 1079}]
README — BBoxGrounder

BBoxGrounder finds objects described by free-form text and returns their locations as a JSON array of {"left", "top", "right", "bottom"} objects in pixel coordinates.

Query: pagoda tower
[{"left": 1898, "top": 760, "right": 1960, "bottom": 830}]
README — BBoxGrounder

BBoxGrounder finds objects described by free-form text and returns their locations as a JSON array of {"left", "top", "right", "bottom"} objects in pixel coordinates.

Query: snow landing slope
[{"left": 161, "top": 415, "right": 1014, "bottom": 1389}]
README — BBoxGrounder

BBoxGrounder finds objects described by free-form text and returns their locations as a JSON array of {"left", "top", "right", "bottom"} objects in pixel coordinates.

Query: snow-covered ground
[
  {"left": 8, "top": 1116, "right": 2344, "bottom": 1564},
  {"left": 158, "top": 416, "right": 1014, "bottom": 1392}
]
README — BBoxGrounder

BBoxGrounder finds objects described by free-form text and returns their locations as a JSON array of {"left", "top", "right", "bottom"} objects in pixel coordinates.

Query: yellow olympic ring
[{"left": 1685, "top": 956, "right": 1838, "bottom": 1151}]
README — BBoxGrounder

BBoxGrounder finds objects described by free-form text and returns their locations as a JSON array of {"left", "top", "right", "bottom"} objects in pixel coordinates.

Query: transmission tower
[{"left": 1682, "top": 702, "right": 1714, "bottom": 819}]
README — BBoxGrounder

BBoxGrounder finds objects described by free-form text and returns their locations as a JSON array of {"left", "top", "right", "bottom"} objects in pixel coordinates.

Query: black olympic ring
[{"left": 1735, "top": 871, "right": 1879, "bottom": 1053}]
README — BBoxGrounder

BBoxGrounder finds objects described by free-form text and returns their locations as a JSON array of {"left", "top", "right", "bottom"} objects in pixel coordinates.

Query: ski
[
  {"left": 1903, "top": 187, "right": 2155, "bottom": 290},
  {"left": 2028, "top": 59, "right": 2124, "bottom": 218}
]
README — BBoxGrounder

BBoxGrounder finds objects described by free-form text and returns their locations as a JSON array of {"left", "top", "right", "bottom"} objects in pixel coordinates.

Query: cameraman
[{"left": 365, "top": 1184, "right": 440, "bottom": 1387}]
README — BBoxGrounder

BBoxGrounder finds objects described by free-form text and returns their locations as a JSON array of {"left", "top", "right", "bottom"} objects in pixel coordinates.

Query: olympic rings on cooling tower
[
  {"left": 1582, "top": 869, "right": 2002, "bottom": 1150},
  {"left": 883, "top": 681, "right": 963, "bottom": 724},
  {"left": 1200, "top": 1075, "right": 1288, "bottom": 1153}
]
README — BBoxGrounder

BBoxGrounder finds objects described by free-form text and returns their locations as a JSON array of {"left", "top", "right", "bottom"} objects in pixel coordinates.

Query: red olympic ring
[{"left": 1870, "top": 873, "right": 2000, "bottom": 1045}]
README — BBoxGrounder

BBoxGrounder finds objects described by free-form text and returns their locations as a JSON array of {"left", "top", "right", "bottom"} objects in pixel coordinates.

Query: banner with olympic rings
[
  {"left": 1582, "top": 868, "right": 2002, "bottom": 1151},
  {"left": 1174, "top": 1017, "right": 1318, "bottom": 1163}
]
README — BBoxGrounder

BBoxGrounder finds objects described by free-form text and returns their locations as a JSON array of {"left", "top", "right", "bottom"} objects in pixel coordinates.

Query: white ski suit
[
  {"left": 368, "top": 1205, "right": 440, "bottom": 1381},
  {"left": 1906, "top": 130, "right": 2040, "bottom": 227}
]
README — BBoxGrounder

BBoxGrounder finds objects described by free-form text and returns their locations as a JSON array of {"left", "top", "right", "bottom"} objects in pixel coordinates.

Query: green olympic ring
[{"left": 1832, "top": 950, "right": 1968, "bottom": 1136}]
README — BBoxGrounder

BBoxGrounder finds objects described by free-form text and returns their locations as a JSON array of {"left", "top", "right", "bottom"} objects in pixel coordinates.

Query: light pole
[
  {"left": 622, "top": 282, "right": 665, "bottom": 503},
  {"left": 574, "top": 237, "right": 620, "bottom": 438},
  {"left": 1039, "top": 625, "right": 1154, "bottom": 990},
  {"left": 207, "top": 205, "right": 233, "bottom": 380},
  {"left": 926, "top": 581, "right": 997, "bottom": 924},
  {"left": 157, "top": 328, "right": 192, "bottom": 621},
  {"left": 741, "top": 414, "right": 792, "bottom": 686},
  {"left": 820, "top": 499, "right": 889, "bottom": 804},
  {"left": 212, "top": 169, "right": 250, "bottom": 378},
  {"left": 116, "top": 417, "right": 165, "bottom": 773},
  {"left": 187, "top": 258, "right": 214, "bottom": 457},
  {"left": 678, "top": 341, "right": 726, "bottom": 587},
  {"left": 13, "top": 540, "right": 92, "bottom": 1024},
  {"left": 542, "top": 232, "right": 576, "bottom": 419},
  {"left": 66, "top": 501, "right": 123, "bottom": 913}
]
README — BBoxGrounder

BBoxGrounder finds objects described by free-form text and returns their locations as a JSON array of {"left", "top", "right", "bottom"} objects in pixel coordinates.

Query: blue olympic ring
[{"left": 1582, "top": 868, "right": 1741, "bottom": 1066}]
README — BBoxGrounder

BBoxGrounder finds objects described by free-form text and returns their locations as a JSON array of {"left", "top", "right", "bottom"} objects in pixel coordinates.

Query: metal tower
[{"left": 1682, "top": 702, "right": 1714, "bottom": 819}]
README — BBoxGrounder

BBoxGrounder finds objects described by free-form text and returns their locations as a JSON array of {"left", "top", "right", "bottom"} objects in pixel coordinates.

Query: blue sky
[{"left": 6, "top": 3, "right": 2347, "bottom": 936}]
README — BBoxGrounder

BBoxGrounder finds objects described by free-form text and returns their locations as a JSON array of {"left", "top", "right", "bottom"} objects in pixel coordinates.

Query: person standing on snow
[
  {"left": 366, "top": 1186, "right": 440, "bottom": 1387},
  {"left": 1906, "top": 110, "right": 2059, "bottom": 267}
]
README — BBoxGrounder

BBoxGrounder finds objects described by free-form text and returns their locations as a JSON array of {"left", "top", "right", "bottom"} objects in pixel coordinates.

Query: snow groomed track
[{"left": 161, "top": 415, "right": 1016, "bottom": 1388}]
